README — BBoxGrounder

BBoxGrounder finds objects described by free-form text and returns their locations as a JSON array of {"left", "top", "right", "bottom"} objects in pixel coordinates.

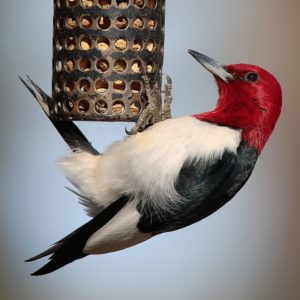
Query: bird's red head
[{"left": 189, "top": 51, "right": 282, "bottom": 153}]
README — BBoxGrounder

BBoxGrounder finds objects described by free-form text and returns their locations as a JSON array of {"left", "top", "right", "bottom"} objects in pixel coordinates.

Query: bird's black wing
[
  {"left": 27, "top": 196, "right": 129, "bottom": 276},
  {"left": 20, "top": 76, "right": 99, "bottom": 155},
  {"left": 138, "top": 141, "right": 258, "bottom": 234}
]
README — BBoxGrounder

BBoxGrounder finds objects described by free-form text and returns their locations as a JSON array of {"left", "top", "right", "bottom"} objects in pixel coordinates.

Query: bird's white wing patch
[
  {"left": 59, "top": 116, "right": 241, "bottom": 215},
  {"left": 83, "top": 203, "right": 151, "bottom": 254}
]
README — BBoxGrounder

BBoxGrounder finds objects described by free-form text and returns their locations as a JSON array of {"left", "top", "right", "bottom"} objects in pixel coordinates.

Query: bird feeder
[{"left": 52, "top": 0, "right": 167, "bottom": 123}]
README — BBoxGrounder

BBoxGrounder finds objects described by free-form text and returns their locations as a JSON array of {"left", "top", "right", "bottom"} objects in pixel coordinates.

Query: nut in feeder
[{"left": 23, "top": 0, "right": 172, "bottom": 135}]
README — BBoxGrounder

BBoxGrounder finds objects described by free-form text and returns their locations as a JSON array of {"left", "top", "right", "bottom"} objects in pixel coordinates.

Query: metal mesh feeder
[{"left": 52, "top": 0, "right": 166, "bottom": 122}]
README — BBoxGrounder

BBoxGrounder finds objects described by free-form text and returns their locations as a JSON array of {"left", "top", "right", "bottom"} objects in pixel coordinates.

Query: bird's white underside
[
  {"left": 58, "top": 116, "right": 241, "bottom": 253},
  {"left": 83, "top": 203, "right": 152, "bottom": 254}
]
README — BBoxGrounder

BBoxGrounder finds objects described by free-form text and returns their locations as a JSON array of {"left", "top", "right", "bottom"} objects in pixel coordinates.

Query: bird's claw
[{"left": 125, "top": 126, "right": 137, "bottom": 136}]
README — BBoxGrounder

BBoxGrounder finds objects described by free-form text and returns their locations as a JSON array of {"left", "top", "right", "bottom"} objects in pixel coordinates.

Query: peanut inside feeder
[
  {"left": 98, "top": 0, "right": 112, "bottom": 9},
  {"left": 52, "top": 0, "right": 166, "bottom": 121}
]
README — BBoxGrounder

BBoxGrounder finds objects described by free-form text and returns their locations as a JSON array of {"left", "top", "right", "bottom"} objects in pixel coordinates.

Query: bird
[{"left": 21, "top": 50, "right": 282, "bottom": 276}]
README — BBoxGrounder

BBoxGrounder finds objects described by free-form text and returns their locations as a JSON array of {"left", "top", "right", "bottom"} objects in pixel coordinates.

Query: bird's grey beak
[{"left": 188, "top": 50, "right": 234, "bottom": 82}]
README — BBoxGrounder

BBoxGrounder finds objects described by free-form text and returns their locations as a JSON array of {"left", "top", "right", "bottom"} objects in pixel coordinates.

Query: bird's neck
[{"left": 193, "top": 107, "right": 273, "bottom": 154}]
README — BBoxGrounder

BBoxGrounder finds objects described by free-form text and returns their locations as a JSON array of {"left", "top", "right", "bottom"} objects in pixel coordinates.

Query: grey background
[{"left": 1, "top": 0, "right": 300, "bottom": 299}]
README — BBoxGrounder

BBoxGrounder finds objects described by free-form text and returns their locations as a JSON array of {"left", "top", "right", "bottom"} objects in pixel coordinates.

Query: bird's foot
[
  {"left": 126, "top": 74, "right": 173, "bottom": 135},
  {"left": 161, "top": 74, "right": 173, "bottom": 121}
]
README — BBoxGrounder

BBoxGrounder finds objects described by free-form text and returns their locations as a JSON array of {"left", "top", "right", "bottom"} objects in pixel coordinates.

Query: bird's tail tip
[
  {"left": 19, "top": 75, "right": 52, "bottom": 116},
  {"left": 26, "top": 250, "right": 87, "bottom": 276}
]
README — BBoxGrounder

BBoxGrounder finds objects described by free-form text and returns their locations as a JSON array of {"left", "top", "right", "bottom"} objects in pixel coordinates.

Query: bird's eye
[{"left": 244, "top": 72, "right": 259, "bottom": 83}]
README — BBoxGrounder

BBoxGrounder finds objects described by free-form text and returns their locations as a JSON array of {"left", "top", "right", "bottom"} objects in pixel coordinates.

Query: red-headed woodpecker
[{"left": 22, "top": 50, "right": 282, "bottom": 276}]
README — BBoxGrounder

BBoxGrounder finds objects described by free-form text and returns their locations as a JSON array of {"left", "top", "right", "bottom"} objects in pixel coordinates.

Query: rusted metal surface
[{"left": 52, "top": 0, "right": 166, "bottom": 122}]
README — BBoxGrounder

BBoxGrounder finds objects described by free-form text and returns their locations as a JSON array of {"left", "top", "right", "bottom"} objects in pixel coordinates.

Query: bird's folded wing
[{"left": 137, "top": 141, "right": 258, "bottom": 234}]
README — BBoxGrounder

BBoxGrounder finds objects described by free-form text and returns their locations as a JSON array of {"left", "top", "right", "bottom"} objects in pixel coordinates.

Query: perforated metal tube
[{"left": 52, "top": 0, "right": 165, "bottom": 121}]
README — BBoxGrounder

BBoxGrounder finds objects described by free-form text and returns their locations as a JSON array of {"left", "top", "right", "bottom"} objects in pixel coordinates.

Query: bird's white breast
[{"left": 59, "top": 116, "right": 242, "bottom": 215}]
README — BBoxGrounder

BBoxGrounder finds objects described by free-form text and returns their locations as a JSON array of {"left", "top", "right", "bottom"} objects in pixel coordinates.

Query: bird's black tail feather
[
  {"left": 20, "top": 76, "right": 99, "bottom": 155},
  {"left": 27, "top": 196, "right": 129, "bottom": 276}
]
